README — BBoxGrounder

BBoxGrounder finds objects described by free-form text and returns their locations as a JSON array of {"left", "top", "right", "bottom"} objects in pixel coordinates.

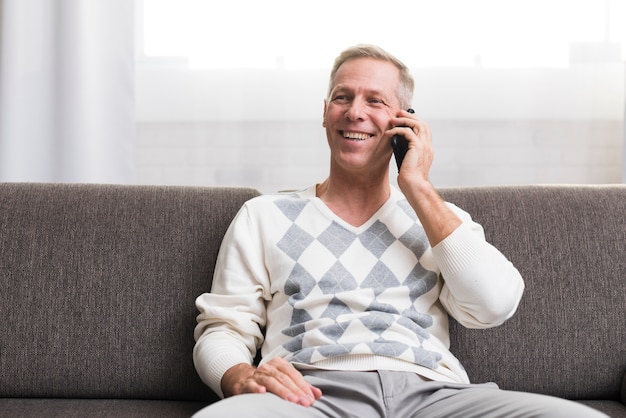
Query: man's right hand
[{"left": 221, "top": 357, "right": 323, "bottom": 407}]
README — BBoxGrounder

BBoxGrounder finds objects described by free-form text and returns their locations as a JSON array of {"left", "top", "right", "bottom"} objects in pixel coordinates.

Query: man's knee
[{"left": 192, "top": 393, "right": 321, "bottom": 418}]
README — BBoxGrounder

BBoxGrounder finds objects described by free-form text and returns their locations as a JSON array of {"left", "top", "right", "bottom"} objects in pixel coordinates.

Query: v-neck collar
[{"left": 300, "top": 184, "right": 401, "bottom": 234}]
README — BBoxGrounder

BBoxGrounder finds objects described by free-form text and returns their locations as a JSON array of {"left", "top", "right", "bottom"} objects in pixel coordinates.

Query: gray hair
[{"left": 327, "top": 44, "right": 414, "bottom": 109}]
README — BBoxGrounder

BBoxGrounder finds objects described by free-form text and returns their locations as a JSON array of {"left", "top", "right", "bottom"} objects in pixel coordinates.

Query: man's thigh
[
  {"left": 191, "top": 370, "right": 608, "bottom": 418},
  {"left": 410, "top": 383, "right": 609, "bottom": 418},
  {"left": 192, "top": 370, "right": 386, "bottom": 418},
  {"left": 191, "top": 393, "right": 327, "bottom": 418}
]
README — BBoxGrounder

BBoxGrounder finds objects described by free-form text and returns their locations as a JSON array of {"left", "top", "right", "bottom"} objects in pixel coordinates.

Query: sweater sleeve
[
  {"left": 192, "top": 203, "right": 269, "bottom": 398},
  {"left": 433, "top": 204, "right": 525, "bottom": 329}
]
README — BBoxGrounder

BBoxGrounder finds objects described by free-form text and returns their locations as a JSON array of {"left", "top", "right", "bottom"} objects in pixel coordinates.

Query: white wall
[
  {"left": 135, "top": 61, "right": 624, "bottom": 193},
  {"left": 136, "top": 63, "right": 625, "bottom": 121}
]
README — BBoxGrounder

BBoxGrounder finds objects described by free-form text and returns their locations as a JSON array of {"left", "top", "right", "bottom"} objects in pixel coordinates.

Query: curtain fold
[{"left": 0, "top": 0, "right": 135, "bottom": 184}]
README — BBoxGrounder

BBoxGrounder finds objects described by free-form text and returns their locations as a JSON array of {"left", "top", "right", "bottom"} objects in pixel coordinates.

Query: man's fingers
[{"left": 249, "top": 359, "right": 321, "bottom": 407}]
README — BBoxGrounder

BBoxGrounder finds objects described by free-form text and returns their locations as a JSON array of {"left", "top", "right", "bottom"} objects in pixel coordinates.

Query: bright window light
[{"left": 142, "top": 0, "right": 625, "bottom": 69}]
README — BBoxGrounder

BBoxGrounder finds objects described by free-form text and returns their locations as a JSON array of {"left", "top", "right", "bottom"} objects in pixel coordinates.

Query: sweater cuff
[{"left": 193, "top": 335, "right": 253, "bottom": 399}]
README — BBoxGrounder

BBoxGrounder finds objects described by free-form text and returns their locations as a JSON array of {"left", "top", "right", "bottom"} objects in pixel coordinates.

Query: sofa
[{"left": 0, "top": 182, "right": 624, "bottom": 417}]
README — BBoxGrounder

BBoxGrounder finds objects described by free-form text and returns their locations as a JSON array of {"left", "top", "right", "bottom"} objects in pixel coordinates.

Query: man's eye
[{"left": 332, "top": 95, "right": 350, "bottom": 103}]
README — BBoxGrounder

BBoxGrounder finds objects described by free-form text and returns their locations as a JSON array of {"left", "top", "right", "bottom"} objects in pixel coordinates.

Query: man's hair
[{"left": 327, "top": 44, "right": 414, "bottom": 109}]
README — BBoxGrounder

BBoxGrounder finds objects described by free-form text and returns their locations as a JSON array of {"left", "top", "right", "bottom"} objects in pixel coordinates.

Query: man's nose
[{"left": 345, "top": 99, "right": 366, "bottom": 121}]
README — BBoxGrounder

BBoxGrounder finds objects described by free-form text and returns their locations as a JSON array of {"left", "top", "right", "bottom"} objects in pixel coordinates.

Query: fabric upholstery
[
  {"left": 579, "top": 400, "right": 626, "bottom": 417},
  {"left": 0, "top": 183, "right": 259, "bottom": 403},
  {"left": 0, "top": 399, "right": 207, "bottom": 418},
  {"left": 440, "top": 185, "right": 626, "bottom": 402},
  {"left": 0, "top": 183, "right": 623, "bottom": 417}
]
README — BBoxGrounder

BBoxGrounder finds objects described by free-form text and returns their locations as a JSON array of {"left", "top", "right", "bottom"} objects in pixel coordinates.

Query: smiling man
[{"left": 191, "top": 45, "right": 607, "bottom": 418}]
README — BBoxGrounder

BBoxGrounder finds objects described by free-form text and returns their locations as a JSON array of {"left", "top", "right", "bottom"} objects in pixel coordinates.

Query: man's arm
[
  {"left": 390, "top": 111, "right": 461, "bottom": 247},
  {"left": 390, "top": 113, "right": 524, "bottom": 327},
  {"left": 193, "top": 204, "right": 322, "bottom": 406}
]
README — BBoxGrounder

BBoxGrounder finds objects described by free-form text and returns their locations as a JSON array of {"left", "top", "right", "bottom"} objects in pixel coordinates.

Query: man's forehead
[{"left": 331, "top": 83, "right": 391, "bottom": 97}]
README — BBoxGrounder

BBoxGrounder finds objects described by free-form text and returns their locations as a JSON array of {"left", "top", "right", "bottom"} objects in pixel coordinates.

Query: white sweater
[{"left": 194, "top": 185, "right": 524, "bottom": 398}]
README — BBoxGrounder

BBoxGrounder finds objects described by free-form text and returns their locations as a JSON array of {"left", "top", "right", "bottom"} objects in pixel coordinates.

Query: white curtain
[{"left": 0, "top": 0, "right": 135, "bottom": 184}]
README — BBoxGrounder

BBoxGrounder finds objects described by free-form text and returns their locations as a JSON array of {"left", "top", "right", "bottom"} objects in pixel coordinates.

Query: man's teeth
[{"left": 343, "top": 132, "right": 371, "bottom": 141}]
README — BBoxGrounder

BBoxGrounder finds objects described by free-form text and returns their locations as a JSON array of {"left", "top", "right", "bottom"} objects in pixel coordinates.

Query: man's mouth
[{"left": 341, "top": 131, "right": 373, "bottom": 141}]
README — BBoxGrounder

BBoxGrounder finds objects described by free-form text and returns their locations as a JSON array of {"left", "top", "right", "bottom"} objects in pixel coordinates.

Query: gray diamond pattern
[
  {"left": 275, "top": 195, "right": 441, "bottom": 368},
  {"left": 403, "top": 266, "right": 438, "bottom": 302},
  {"left": 359, "top": 312, "right": 395, "bottom": 335},
  {"left": 359, "top": 220, "right": 396, "bottom": 258},
  {"left": 412, "top": 347, "right": 442, "bottom": 369},
  {"left": 277, "top": 224, "right": 314, "bottom": 261},
  {"left": 318, "top": 262, "right": 359, "bottom": 294},
  {"left": 371, "top": 341, "right": 409, "bottom": 357},
  {"left": 399, "top": 224, "right": 430, "bottom": 258},
  {"left": 285, "top": 264, "right": 317, "bottom": 300},
  {"left": 318, "top": 221, "right": 357, "bottom": 258},
  {"left": 366, "top": 300, "right": 400, "bottom": 316},
  {"left": 318, "top": 322, "right": 350, "bottom": 342},
  {"left": 361, "top": 261, "right": 401, "bottom": 295},
  {"left": 321, "top": 296, "right": 353, "bottom": 319},
  {"left": 275, "top": 198, "right": 309, "bottom": 221}
]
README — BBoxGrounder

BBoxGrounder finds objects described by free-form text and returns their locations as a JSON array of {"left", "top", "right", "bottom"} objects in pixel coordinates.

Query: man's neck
[{"left": 316, "top": 174, "right": 391, "bottom": 227}]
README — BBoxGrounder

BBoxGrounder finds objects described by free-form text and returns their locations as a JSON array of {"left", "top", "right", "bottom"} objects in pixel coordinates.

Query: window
[
  {"left": 135, "top": 0, "right": 625, "bottom": 191},
  {"left": 140, "top": 0, "right": 625, "bottom": 69}
]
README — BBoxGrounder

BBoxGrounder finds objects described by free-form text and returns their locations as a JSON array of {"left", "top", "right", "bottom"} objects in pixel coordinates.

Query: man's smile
[{"left": 341, "top": 131, "right": 374, "bottom": 141}]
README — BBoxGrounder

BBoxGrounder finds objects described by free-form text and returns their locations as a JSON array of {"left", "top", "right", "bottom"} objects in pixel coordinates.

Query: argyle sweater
[{"left": 194, "top": 185, "right": 524, "bottom": 398}]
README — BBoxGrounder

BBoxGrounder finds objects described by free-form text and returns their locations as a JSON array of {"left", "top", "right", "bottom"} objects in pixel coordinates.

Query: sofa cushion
[
  {"left": 0, "top": 398, "right": 208, "bottom": 418},
  {"left": 0, "top": 183, "right": 260, "bottom": 402},
  {"left": 578, "top": 400, "right": 626, "bottom": 417},
  {"left": 440, "top": 185, "right": 626, "bottom": 401}
]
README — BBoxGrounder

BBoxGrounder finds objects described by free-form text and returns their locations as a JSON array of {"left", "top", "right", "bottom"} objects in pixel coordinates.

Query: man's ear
[{"left": 322, "top": 100, "right": 327, "bottom": 127}]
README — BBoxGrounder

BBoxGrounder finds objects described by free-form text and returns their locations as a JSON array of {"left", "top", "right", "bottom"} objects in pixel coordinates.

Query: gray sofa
[{"left": 0, "top": 182, "right": 624, "bottom": 417}]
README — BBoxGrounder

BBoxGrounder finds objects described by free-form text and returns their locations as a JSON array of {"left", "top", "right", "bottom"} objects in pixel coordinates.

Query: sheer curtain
[{"left": 0, "top": 0, "right": 135, "bottom": 183}]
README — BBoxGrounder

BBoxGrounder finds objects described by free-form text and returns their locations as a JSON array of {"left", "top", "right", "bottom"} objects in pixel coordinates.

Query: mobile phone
[{"left": 391, "top": 108, "right": 415, "bottom": 171}]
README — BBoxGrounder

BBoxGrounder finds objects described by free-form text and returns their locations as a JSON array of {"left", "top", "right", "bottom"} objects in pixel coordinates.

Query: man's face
[{"left": 323, "top": 57, "right": 401, "bottom": 175}]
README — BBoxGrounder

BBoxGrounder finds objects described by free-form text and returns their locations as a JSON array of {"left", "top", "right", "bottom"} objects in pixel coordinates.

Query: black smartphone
[{"left": 391, "top": 108, "right": 415, "bottom": 171}]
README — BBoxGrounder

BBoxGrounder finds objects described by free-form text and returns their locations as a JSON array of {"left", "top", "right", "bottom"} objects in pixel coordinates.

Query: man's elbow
[{"left": 462, "top": 279, "right": 525, "bottom": 329}]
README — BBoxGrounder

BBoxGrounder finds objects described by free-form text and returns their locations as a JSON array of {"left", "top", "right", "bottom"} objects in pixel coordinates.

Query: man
[{"left": 192, "top": 45, "right": 607, "bottom": 417}]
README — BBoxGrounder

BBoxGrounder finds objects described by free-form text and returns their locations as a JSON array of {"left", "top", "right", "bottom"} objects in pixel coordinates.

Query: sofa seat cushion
[
  {"left": 577, "top": 400, "right": 626, "bottom": 417},
  {"left": 0, "top": 398, "right": 209, "bottom": 418}
]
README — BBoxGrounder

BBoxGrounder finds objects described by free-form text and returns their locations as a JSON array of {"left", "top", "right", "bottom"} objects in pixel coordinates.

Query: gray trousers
[{"left": 192, "top": 370, "right": 608, "bottom": 418}]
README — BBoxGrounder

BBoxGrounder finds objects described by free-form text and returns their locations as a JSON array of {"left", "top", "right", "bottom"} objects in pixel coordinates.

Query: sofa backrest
[
  {"left": 1, "top": 183, "right": 624, "bottom": 403},
  {"left": 0, "top": 183, "right": 260, "bottom": 402},
  {"left": 440, "top": 185, "right": 626, "bottom": 402}
]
